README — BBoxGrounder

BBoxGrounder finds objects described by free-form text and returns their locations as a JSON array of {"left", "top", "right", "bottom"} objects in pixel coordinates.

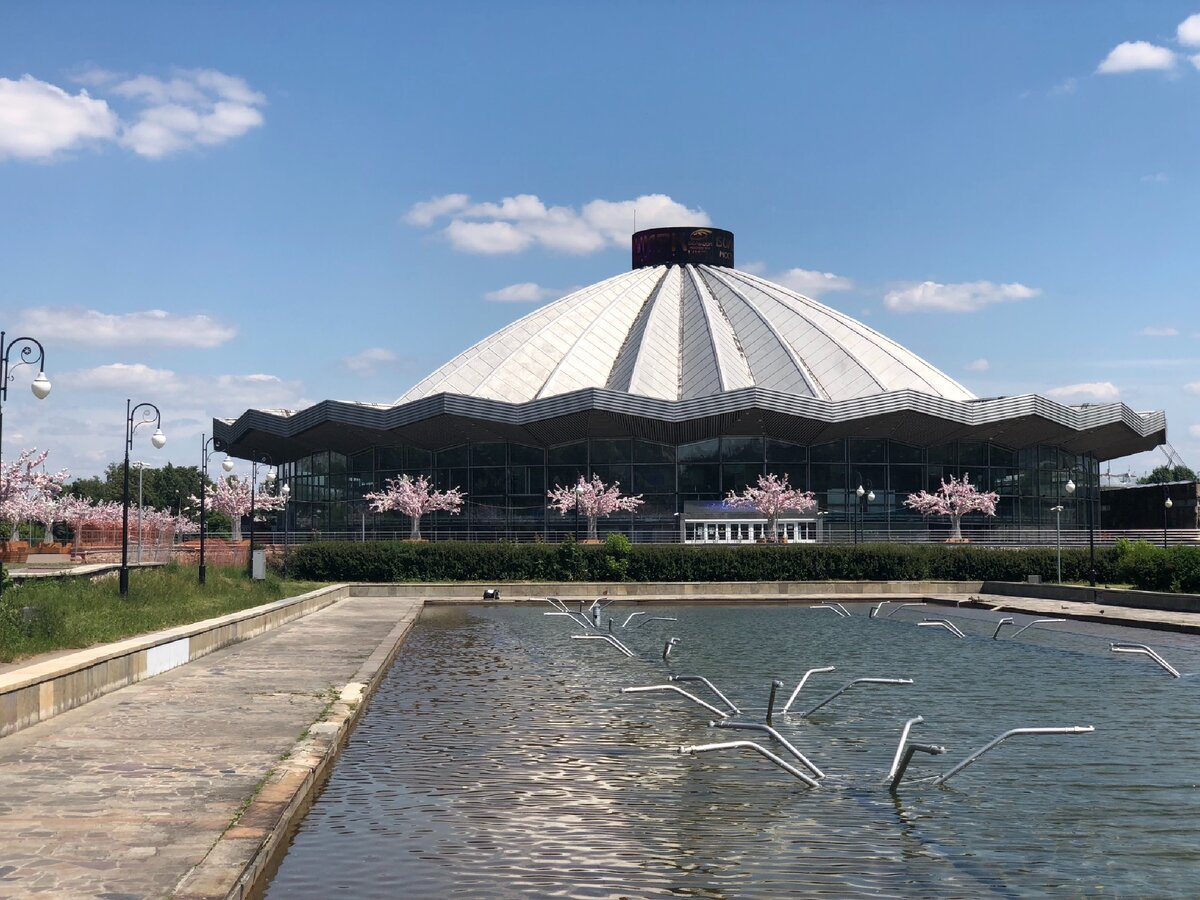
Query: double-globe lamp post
[
  {"left": 247, "top": 454, "right": 276, "bottom": 578},
  {"left": 0, "top": 333, "right": 51, "bottom": 598},
  {"left": 120, "top": 400, "right": 166, "bottom": 597},
  {"left": 199, "top": 433, "right": 234, "bottom": 585}
]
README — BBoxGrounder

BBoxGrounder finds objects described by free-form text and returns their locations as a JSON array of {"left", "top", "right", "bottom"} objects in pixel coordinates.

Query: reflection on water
[{"left": 265, "top": 604, "right": 1200, "bottom": 898}]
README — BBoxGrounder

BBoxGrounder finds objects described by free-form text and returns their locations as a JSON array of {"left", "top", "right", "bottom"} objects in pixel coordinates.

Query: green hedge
[{"left": 288, "top": 538, "right": 1174, "bottom": 586}]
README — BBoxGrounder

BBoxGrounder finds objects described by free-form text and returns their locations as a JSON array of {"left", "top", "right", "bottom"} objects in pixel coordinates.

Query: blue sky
[{"left": 1, "top": 1, "right": 1198, "bottom": 478}]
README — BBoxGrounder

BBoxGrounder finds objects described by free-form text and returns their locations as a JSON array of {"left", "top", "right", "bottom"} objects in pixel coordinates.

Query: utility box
[
  {"left": 1026, "top": 574, "right": 1042, "bottom": 584},
  {"left": 252, "top": 550, "right": 267, "bottom": 580}
]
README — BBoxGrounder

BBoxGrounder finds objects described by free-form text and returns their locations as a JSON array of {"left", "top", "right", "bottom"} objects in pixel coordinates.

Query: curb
[{"left": 172, "top": 600, "right": 423, "bottom": 900}]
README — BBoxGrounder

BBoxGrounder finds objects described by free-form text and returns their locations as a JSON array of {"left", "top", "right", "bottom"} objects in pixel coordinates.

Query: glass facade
[{"left": 277, "top": 437, "right": 1100, "bottom": 541}]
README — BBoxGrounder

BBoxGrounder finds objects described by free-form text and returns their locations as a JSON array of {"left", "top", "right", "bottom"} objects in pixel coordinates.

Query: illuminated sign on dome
[{"left": 632, "top": 227, "right": 734, "bottom": 269}]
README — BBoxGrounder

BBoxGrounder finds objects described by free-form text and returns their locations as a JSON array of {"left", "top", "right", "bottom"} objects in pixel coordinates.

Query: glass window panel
[
  {"left": 678, "top": 464, "right": 720, "bottom": 493},
  {"left": 990, "top": 468, "right": 1020, "bottom": 495},
  {"left": 633, "top": 464, "right": 675, "bottom": 493},
  {"left": 376, "top": 446, "right": 403, "bottom": 470},
  {"left": 765, "top": 439, "right": 806, "bottom": 463},
  {"left": 406, "top": 447, "right": 432, "bottom": 469},
  {"left": 721, "top": 436, "right": 763, "bottom": 462},
  {"left": 927, "top": 443, "right": 956, "bottom": 465},
  {"left": 889, "top": 441, "right": 924, "bottom": 464},
  {"left": 678, "top": 438, "right": 720, "bottom": 463},
  {"left": 634, "top": 440, "right": 676, "bottom": 464},
  {"left": 989, "top": 443, "right": 1016, "bottom": 466},
  {"left": 437, "top": 468, "right": 469, "bottom": 492},
  {"left": 348, "top": 450, "right": 373, "bottom": 473},
  {"left": 809, "top": 464, "right": 847, "bottom": 492},
  {"left": 959, "top": 441, "right": 987, "bottom": 467},
  {"left": 311, "top": 452, "right": 330, "bottom": 476},
  {"left": 590, "top": 438, "right": 632, "bottom": 464},
  {"left": 472, "top": 443, "right": 506, "bottom": 467},
  {"left": 637, "top": 494, "right": 677, "bottom": 517},
  {"left": 722, "top": 462, "right": 763, "bottom": 492},
  {"left": 509, "top": 444, "right": 544, "bottom": 466},
  {"left": 849, "top": 439, "right": 886, "bottom": 463},
  {"left": 890, "top": 465, "right": 924, "bottom": 495},
  {"left": 437, "top": 445, "right": 469, "bottom": 467},
  {"left": 548, "top": 441, "right": 587, "bottom": 465},
  {"left": 809, "top": 440, "right": 844, "bottom": 463},
  {"left": 852, "top": 465, "right": 887, "bottom": 493},
  {"left": 548, "top": 466, "right": 586, "bottom": 489},
  {"left": 590, "top": 464, "right": 632, "bottom": 487}
]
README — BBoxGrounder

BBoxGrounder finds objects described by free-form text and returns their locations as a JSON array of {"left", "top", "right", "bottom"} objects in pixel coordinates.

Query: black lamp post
[
  {"left": 0, "top": 332, "right": 51, "bottom": 597},
  {"left": 574, "top": 481, "right": 584, "bottom": 541},
  {"left": 854, "top": 477, "right": 874, "bottom": 544},
  {"left": 199, "top": 433, "right": 234, "bottom": 585},
  {"left": 1164, "top": 487, "right": 1172, "bottom": 549},
  {"left": 280, "top": 480, "right": 291, "bottom": 578},
  {"left": 121, "top": 400, "right": 166, "bottom": 596},
  {"left": 247, "top": 452, "right": 276, "bottom": 577},
  {"left": 1064, "top": 467, "right": 1097, "bottom": 587}
]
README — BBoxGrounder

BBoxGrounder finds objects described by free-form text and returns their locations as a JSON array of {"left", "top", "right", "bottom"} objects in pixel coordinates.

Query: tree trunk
[
  {"left": 587, "top": 515, "right": 599, "bottom": 541},
  {"left": 768, "top": 513, "right": 778, "bottom": 541},
  {"left": 231, "top": 518, "right": 242, "bottom": 542},
  {"left": 950, "top": 514, "right": 962, "bottom": 540},
  {"left": 410, "top": 516, "right": 422, "bottom": 540}
]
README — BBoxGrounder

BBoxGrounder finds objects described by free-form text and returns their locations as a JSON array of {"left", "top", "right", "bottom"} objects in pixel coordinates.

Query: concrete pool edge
[{"left": 172, "top": 599, "right": 425, "bottom": 900}]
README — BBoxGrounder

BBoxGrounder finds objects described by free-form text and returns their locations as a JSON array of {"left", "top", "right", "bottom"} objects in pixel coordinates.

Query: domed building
[{"left": 215, "top": 227, "right": 1165, "bottom": 541}]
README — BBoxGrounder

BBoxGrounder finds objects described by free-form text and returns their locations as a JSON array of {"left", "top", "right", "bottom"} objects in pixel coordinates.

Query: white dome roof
[{"left": 397, "top": 264, "right": 975, "bottom": 405}]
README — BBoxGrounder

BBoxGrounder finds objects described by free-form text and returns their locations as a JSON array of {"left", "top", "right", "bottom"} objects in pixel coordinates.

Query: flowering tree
[
  {"left": 190, "top": 476, "right": 287, "bottom": 541},
  {"left": 0, "top": 449, "right": 68, "bottom": 542},
  {"left": 724, "top": 473, "right": 817, "bottom": 541},
  {"left": 547, "top": 474, "right": 644, "bottom": 541},
  {"left": 904, "top": 473, "right": 999, "bottom": 540},
  {"left": 364, "top": 474, "right": 465, "bottom": 540}
]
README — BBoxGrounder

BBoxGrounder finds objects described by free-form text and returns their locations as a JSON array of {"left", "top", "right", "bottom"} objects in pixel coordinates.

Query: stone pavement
[
  {"left": 928, "top": 593, "right": 1200, "bottom": 634},
  {"left": 0, "top": 594, "right": 422, "bottom": 899}
]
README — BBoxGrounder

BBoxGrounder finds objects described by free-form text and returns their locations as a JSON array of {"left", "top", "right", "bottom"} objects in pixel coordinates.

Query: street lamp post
[
  {"left": 816, "top": 509, "right": 829, "bottom": 543},
  {"left": 1051, "top": 504, "right": 1065, "bottom": 583},
  {"left": 121, "top": 400, "right": 166, "bottom": 597},
  {"left": 574, "top": 481, "right": 584, "bottom": 542},
  {"left": 280, "top": 481, "right": 291, "bottom": 578},
  {"left": 199, "top": 433, "right": 234, "bottom": 585},
  {"left": 1164, "top": 489, "right": 1173, "bottom": 549},
  {"left": 854, "top": 483, "right": 865, "bottom": 544},
  {"left": 247, "top": 453, "right": 276, "bottom": 577},
  {"left": 0, "top": 333, "right": 51, "bottom": 597},
  {"left": 1064, "top": 469, "right": 1097, "bottom": 587},
  {"left": 854, "top": 480, "right": 874, "bottom": 544}
]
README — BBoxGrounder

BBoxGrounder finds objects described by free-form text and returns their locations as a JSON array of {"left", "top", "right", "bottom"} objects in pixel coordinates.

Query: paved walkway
[
  {"left": 928, "top": 593, "right": 1200, "bottom": 633},
  {"left": 0, "top": 594, "right": 422, "bottom": 899}
]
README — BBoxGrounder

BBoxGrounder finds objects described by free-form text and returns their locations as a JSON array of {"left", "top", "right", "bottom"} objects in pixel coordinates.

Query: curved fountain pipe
[
  {"left": 933, "top": 726, "right": 1095, "bottom": 784},
  {"left": 1003, "top": 618, "right": 1066, "bottom": 639},
  {"left": 831, "top": 602, "right": 852, "bottom": 617},
  {"left": 811, "top": 604, "right": 849, "bottom": 617},
  {"left": 540, "top": 596, "right": 571, "bottom": 612},
  {"left": 662, "top": 637, "right": 680, "bottom": 661},
  {"left": 887, "top": 716, "right": 926, "bottom": 782},
  {"left": 991, "top": 617, "right": 1015, "bottom": 640},
  {"left": 621, "top": 684, "right": 729, "bottom": 718},
  {"left": 885, "top": 602, "right": 926, "bottom": 618},
  {"left": 711, "top": 719, "right": 825, "bottom": 778},
  {"left": 797, "top": 677, "right": 914, "bottom": 718},
  {"left": 918, "top": 619, "right": 966, "bottom": 638},
  {"left": 570, "top": 634, "right": 635, "bottom": 657},
  {"left": 543, "top": 611, "right": 591, "bottom": 631},
  {"left": 622, "top": 611, "right": 647, "bottom": 627},
  {"left": 1110, "top": 643, "right": 1181, "bottom": 678},
  {"left": 780, "top": 666, "right": 836, "bottom": 714},
  {"left": 632, "top": 616, "right": 679, "bottom": 629},
  {"left": 888, "top": 742, "right": 947, "bottom": 792},
  {"left": 669, "top": 674, "right": 740, "bottom": 714},
  {"left": 679, "top": 740, "right": 819, "bottom": 787},
  {"left": 870, "top": 601, "right": 890, "bottom": 619}
]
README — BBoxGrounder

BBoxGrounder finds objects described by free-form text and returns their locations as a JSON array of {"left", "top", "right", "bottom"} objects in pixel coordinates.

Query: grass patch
[{"left": 0, "top": 563, "right": 323, "bottom": 664}]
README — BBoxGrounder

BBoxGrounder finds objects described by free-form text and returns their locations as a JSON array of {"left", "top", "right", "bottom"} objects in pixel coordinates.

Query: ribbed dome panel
[{"left": 396, "top": 264, "right": 976, "bottom": 405}]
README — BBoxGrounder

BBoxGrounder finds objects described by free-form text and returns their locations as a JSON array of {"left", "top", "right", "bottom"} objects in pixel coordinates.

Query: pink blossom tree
[
  {"left": 364, "top": 474, "right": 465, "bottom": 540},
  {"left": 904, "top": 473, "right": 999, "bottom": 540},
  {"left": 0, "top": 449, "right": 67, "bottom": 542},
  {"left": 547, "top": 474, "right": 644, "bottom": 541},
  {"left": 724, "top": 473, "right": 817, "bottom": 541},
  {"left": 190, "top": 476, "right": 287, "bottom": 541}
]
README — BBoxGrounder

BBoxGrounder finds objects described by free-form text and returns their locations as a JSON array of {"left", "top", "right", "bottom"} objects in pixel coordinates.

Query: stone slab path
[
  {"left": 0, "top": 595, "right": 422, "bottom": 899},
  {"left": 928, "top": 593, "right": 1200, "bottom": 634}
]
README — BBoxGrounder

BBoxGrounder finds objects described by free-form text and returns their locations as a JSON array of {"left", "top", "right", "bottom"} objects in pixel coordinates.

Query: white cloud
[
  {"left": 1191, "top": 54, "right": 1200, "bottom": 71},
  {"left": 1183, "top": 383, "right": 1200, "bottom": 395},
  {"left": 404, "top": 193, "right": 470, "bottom": 226},
  {"left": 1050, "top": 77, "right": 1078, "bottom": 96},
  {"left": 1139, "top": 325, "right": 1179, "bottom": 337},
  {"left": 484, "top": 282, "right": 560, "bottom": 303},
  {"left": 883, "top": 280, "right": 1039, "bottom": 313},
  {"left": 1178, "top": 13, "right": 1200, "bottom": 46},
  {"left": 1190, "top": 424, "right": 1200, "bottom": 439},
  {"left": 407, "top": 192, "right": 709, "bottom": 256},
  {"left": 774, "top": 267, "right": 855, "bottom": 297},
  {"left": 0, "top": 69, "right": 264, "bottom": 163},
  {"left": 343, "top": 347, "right": 399, "bottom": 374},
  {"left": 1141, "top": 172, "right": 1169, "bottom": 184},
  {"left": 15, "top": 308, "right": 236, "bottom": 348},
  {"left": 0, "top": 75, "right": 118, "bottom": 160},
  {"left": 1096, "top": 41, "right": 1176, "bottom": 74},
  {"left": 966, "top": 358, "right": 990, "bottom": 372},
  {"left": 1045, "top": 381, "right": 1121, "bottom": 402},
  {"left": 113, "top": 69, "right": 266, "bottom": 158}
]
